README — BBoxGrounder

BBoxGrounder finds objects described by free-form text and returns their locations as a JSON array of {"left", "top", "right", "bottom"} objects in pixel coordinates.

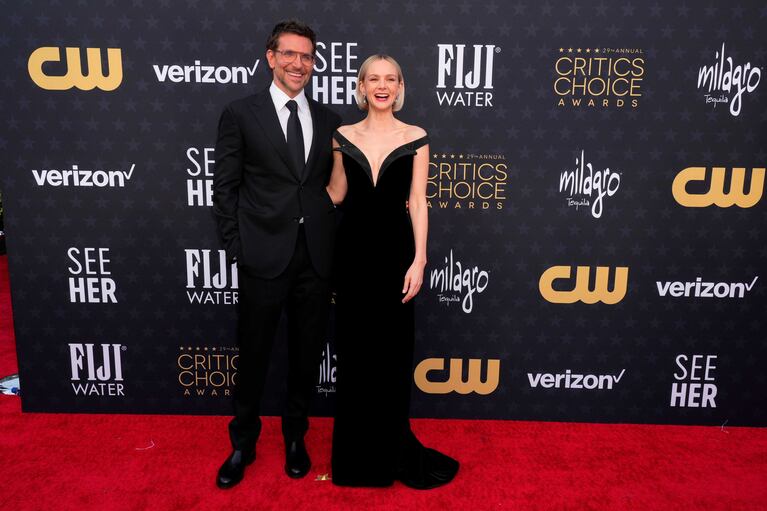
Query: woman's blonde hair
[{"left": 355, "top": 54, "right": 405, "bottom": 112}]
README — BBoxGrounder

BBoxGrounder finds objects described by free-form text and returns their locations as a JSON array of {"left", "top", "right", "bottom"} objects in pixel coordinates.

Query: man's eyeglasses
[{"left": 272, "top": 49, "right": 315, "bottom": 66}]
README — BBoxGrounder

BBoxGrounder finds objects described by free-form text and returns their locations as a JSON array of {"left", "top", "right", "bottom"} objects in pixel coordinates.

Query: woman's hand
[
  {"left": 402, "top": 260, "right": 427, "bottom": 303},
  {"left": 327, "top": 138, "right": 348, "bottom": 204}
]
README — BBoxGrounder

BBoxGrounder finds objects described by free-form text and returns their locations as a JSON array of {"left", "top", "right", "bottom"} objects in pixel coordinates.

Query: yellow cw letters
[
  {"left": 539, "top": 265, "right": 629, "bottom": 304},
  {"left": 28, "top": 47, "right": 123, "bottom": 91},
  {"left": 414, "top": 358, "right": 500, "bottom": 395},
  {"left": 672, "top": 167, "right": 764, "bottom": 208}
]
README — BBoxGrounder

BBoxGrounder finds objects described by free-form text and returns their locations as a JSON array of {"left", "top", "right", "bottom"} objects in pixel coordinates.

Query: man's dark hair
[{"left": 265, "top": 19, "right": 317, "bottom": 54}]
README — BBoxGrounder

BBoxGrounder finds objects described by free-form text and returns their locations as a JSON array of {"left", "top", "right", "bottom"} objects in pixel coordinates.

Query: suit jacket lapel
[{"left": 248, "top": 89, "right": 297, "bottom": 179}]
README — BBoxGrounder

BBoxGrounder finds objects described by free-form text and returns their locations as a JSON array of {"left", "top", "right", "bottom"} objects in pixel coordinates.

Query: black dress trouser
[{"left": 228, "top": 225, "right": 330, "bottom": 451}]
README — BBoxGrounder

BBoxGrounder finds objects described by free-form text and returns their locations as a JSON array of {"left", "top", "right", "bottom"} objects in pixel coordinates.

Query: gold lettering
[
  {"left": 414, "top": 358, "right": 500, "bottom": 395},
  {"left": 555, "top": 56, "right": 573, "bottom": 76},
  {"left": 539, "top": 266, "right": 629, "bottom": 304},
  {"left": 672, "top": 167, "right": 765, "bottom": 208},
  {"left": 28, "top": 47, "right": 123, "bottom": 91}
]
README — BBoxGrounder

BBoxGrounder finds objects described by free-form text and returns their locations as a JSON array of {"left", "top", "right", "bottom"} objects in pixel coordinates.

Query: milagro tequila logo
[
  {"left": 429, "top": 250, "right": 489, "bottom": 313},
  {"left": 559, "top": 150, "right": 621, "bottom": 219},
  {"left": 697, "top": 43, "right": 761, "bottom": 117},
  {"left": 316, "top": 342, "right": 337, "bottom": 396}
]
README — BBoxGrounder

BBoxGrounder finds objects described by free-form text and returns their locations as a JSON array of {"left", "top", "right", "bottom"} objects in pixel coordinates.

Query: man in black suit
[{"left": 212, "top": 19, "right": 342, "bottom": 489}]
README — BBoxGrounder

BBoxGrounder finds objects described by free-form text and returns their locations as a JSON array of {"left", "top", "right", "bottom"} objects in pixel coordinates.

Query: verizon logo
[
  {"left": 656, "top": 276, "right": 758, "bottom": 299},
  {"left": 152, "top": 60, "right": 259, "bottom": 84},
  {"left": 527, "top": 369, "right": 625, "bottom": 390},
  {"left": 33, "top": 164, "right": 135, "bottom": 188}
]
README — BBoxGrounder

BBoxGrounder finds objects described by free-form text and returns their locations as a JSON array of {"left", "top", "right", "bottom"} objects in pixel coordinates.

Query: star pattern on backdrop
[{"left": 0, "top": 0, "right": 764, "bottom": 424}]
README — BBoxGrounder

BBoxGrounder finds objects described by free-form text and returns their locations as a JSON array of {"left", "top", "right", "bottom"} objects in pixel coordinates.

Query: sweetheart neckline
[{"left": 333, "top": 130, "right": 429, "bottom": 187}]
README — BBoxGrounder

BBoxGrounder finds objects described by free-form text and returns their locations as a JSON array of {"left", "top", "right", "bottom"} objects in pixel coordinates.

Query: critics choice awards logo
[
  {"left": 558, "top": 150, "right": 621, "bottom": 219},
  {"left": 177, "top": 346, "right": 238, "bottom": 397},
  {"left": 428, "top": 152, "right": 507, "bottom": 210},
  {"left": 554, "top": 47, "right": 644, "bottom": 108},
  {"left": 697, "top": 43, "right": 761, "bottom": 117},
  {"left": 436, "top": 43, "right": 497, "bottom": 107}
]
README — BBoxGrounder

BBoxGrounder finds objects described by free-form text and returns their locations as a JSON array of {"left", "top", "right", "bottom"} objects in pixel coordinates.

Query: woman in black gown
[{"left": 326, "top": 54, "right": 459, "bottom": 489}]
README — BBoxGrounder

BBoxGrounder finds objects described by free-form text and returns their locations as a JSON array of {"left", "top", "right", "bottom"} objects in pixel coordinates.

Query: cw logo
[
  {"left": 28, "top": 47, "right": 122, "bottom": 91},
  {"left": 539, "top": 265, "right": 629, "bottom": 304},
  {"left": 672, "top": 167, "right": 765, "bottom": 208},
  {"left": 414, "top": 358, "right": 500, "bottom": 395}
]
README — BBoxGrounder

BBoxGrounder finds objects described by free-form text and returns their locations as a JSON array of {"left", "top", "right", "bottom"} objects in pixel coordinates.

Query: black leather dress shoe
[
  {"left": 284, "top": 438, "right": 311, "bottom": 478},
  {"left": 216, "top": 449, "right": 255, "bottom": 489}
]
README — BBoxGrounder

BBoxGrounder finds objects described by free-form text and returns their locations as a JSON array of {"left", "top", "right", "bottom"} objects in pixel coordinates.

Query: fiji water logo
[
  {"left": 429, "top": 250, "right": 489, "bottom": 313},
  {"left": 436, "top": 43, "right": 497, "bottom": 107},
  {"left": 69, "top": 343, "right": 125, "bottom": 397}
]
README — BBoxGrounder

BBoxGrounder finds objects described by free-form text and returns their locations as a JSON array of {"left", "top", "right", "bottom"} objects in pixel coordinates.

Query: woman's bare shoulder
[
  {"left": 403, "top": 124, "right": 427, "bottom": 140},
  {"left": 337, "top": 123, "right": 363, "bottom": 137}
]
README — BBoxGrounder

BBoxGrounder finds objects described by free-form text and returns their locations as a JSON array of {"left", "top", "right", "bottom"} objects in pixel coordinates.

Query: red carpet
[
  {"left": 1, "top": 254, "right": 766, "bottom": 510},
  {"left": 0, "top": 255, "right": 17, "bottom": 377}
]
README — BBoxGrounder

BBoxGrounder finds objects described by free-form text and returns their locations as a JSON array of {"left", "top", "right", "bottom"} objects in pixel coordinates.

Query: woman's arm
[
  {"left": 402, "top": 140, "right": 429, "bottom": 303},
  {"left": 326, "top": 137, "right": 348, "bottom": 204}
]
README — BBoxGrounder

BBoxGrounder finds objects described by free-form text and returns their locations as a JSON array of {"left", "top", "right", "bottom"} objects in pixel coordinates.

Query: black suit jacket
[{"left": 213, "top": 88, "right": 342, "bottom": 279}]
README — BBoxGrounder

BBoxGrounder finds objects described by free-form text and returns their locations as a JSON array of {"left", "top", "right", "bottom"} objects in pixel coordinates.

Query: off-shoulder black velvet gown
[{"left": 330, "top": 131, "right": 459, "bottom": 489}]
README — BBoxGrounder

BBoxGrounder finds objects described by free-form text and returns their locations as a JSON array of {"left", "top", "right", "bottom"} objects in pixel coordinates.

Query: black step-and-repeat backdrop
[{"left": 1, "top": 1, "right": 765, "bottom": 426}]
